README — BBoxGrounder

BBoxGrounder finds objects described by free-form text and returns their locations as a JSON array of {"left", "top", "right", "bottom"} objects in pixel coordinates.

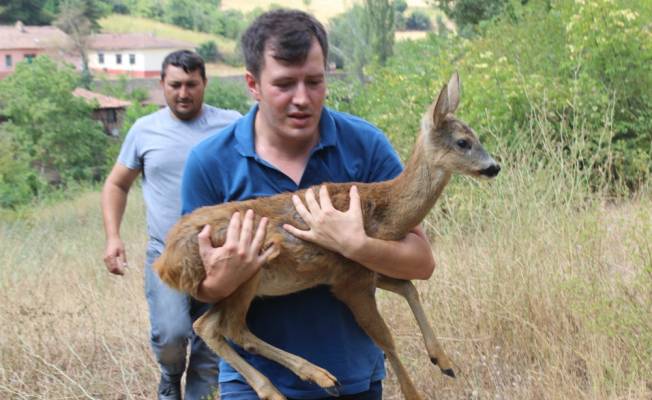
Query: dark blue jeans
[{"left": 219, "top": 380, "right": 383, "bottom": 400}]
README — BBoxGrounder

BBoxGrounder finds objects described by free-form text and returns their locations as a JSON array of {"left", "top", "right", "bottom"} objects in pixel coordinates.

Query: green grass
[{"left": 99, "top": 14, "right": 237, "bottom": 54}]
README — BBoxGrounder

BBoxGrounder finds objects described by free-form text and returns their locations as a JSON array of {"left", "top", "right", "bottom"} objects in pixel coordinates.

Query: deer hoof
[
  {"left": 442, "top": 368, "right": 456, "bottom": 378},
  {"left": 323, "top": 383, "right": 341, "bottom": 397}
]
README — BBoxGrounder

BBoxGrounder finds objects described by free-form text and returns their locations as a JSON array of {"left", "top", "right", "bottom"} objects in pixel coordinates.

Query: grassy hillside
[{"left": 99, "top": 14, "right": 237, "bottom": 54}]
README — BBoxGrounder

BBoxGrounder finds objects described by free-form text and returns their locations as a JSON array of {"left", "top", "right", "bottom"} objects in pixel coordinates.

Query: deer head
[{"left": 422, "top": 72, "right": 500, "bottom": 178}]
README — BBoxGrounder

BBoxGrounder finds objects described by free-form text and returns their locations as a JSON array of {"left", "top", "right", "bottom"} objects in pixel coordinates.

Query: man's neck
[
  {"left": 254, "top": 112, "right": 318, "bottom": 185},
  {"left": 169, "top": 104, "right": 204, "bottom": 122}
]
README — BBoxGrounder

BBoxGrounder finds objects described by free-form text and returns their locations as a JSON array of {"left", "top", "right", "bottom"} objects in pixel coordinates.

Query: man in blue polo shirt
[{"left": 181, "top": 9, "right": 436, "bottom": 400}]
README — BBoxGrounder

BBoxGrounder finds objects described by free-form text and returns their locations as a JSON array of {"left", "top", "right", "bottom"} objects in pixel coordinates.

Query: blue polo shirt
[{"left": 181, "top": 105, "right": 403, "bottom": 399}]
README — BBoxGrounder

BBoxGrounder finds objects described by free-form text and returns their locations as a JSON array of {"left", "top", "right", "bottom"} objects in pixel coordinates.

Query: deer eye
[{"left": 456, "top": 139, "right": 471, "bottom": 150}]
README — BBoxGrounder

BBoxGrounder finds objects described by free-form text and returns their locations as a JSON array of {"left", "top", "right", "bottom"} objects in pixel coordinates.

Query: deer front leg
[
  {"left": 377, "top": 275, "right": 456, "bottom": 378},
  {"left": 332, "top": 270, "right": 424, "bottom": 400},
  {"left": 212, "top": 275, "right": 340, "bottom": 396},
  {"left": 194, "top": 306, "right": 286, "bottom": 400}
]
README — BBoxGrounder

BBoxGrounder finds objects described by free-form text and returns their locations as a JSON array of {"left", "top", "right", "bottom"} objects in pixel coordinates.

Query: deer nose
[{"left": 480, "top": 164, "right": 501, "bottom": 177}]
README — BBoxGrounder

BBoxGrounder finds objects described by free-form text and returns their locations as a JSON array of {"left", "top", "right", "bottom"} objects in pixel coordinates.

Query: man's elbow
[{"left": 415, "top": 253, "right": 436, "bottom": 280}]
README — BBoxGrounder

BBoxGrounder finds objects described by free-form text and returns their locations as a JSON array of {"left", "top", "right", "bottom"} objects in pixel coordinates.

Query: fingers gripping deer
[{"left": 154, "top": 73, "right": 500, "bottom": 400}]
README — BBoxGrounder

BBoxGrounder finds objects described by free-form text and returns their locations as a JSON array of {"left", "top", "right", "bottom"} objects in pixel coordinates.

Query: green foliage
[
  {"left": 435, "top": 0, "right": 508, "bottom": 36},
  {"left": 328, "top": 6, "right": 370, "bottom": 80},
  {"left": 328, "top": 1, "right": 396, "bottom": 81},
  {"left": 0, "top": 128, "right": 45, "bottom": 209},
  {"left": 365, "top": 0, "right": 396, "bottom": 65},
  {"left": 92, "top": 75, "right": 148, "bottom": 103},
  {"left": 197, "top": 40, "right": 222, "bottom": 63},
  {"left": 203, "top": 79, "right": 251, "bottom": 115},
  {"left": 331, "top": 0, "right": 652, "bottom": 189},
  {"left": 0, "top": 0, "right": 55, "bottom": 24},
  {"left": 394, "top": 0, "right": 408, "bottom": 30},
  {"left": 405, "top": 10, "right": 432, "bottom": 30},
  {"left": 0, "top": 56, "right": 109, "bottom": 207}
]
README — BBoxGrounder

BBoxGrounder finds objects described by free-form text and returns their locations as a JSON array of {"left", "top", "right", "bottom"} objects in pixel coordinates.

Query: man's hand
[
  {"left": 283, "top": 185, "right": 367, "bottom": 259},
  {"left": 197, "top": 209, "right": 277, "bottom": 302},
  {"left": 104, "top": 237, "right": 128, "bottom": 275}
]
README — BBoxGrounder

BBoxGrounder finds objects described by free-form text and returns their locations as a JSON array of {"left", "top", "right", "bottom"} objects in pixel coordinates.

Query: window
[
  {"left": 106, "top": 109, "right": 117, "bottom": 123},
  {"left": 24, "top": 54, "right": 36, "bottom": 63},
  {"left": 98, "top": 53, "right": 104, "bottom": 64},
  {"left": 4, "top": 55, "right": 11, "bottom": 67},
  {"left": 129, "top": 53, "right": 136, "bottom": 65},
  {"left": 116, "top": 54, "right": 122, "bottom": 64}
]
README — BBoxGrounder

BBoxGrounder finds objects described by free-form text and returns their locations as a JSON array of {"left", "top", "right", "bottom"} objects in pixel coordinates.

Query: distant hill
[
  {"left": 221, "top": 0, "right": 431, "bottom": 24},
  {"left": 98, "top": 15, "right": 236, "bottom": 54}
]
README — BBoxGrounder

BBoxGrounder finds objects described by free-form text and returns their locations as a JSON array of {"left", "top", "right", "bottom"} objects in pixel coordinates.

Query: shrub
[
  {"left": 405, "top": 10, "right": 432, "bottom": 30},
  {"left": 203, "top": 78, "right": 251, "bottom": 114},
  {"left": 197, "top": 40, "right": 222, "bottom": 63}
]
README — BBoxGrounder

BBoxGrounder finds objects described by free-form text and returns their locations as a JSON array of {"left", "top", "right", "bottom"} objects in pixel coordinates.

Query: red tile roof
[
  {"left": 89, "top": 33, "right": 194, "bottom": 51},
  {"left": 0, "top": 22, "right": 71, "bottom": 50},
  {"left": 73, "top": 88, "right": 132, "bottom": 109}
]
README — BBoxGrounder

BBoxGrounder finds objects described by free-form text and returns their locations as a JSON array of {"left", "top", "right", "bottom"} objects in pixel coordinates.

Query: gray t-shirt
[{"left": 118, "top": 104, "right": 241, "bottom": 254}]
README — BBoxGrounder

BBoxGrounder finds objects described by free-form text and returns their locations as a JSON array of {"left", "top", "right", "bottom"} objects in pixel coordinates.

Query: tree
[
  {"left": 329, "top": 5, "right": 372, "bottom": 82},
  {"left": 433, "top": 0, "right": 508, "bottom": 35},
  {"left": 364, "top": 0, "right": 395, "bottom": 65},
  {"left": 55, "top": 0, "right": 95, "bottom": 87},
  {"left": 0, "top": 0, "right": 54, "bottom": 25},
  {"left": 0, "top": 56, "right": 109, "bottom": 187}
]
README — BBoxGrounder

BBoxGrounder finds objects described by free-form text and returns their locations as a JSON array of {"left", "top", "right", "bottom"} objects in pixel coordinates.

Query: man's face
[
  {"left": 161, "top": 65, "right": 206, "bottom": 120},
  {"left": 247, "top": 39, "right": 327, "bottom": 145}
]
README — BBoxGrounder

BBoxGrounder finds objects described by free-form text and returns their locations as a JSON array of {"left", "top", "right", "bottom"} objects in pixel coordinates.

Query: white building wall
[{"left": 89, "top": 47, "right": 191, "bottom": 74}]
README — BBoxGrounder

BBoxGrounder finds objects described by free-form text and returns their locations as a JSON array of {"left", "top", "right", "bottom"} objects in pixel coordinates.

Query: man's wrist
[{"left": 340, "top": 233, "right": 369, "bottom": 261}]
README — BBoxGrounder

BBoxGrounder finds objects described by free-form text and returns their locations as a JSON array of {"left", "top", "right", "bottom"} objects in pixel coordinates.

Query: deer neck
[{"left": 382, "top": 135, "right": 451, "bottom": 236}]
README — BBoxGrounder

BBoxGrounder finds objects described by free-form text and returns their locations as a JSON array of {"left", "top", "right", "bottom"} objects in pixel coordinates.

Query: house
[
  {"left": 88, "top": 33, "right": 195, "bottom": 78},
  {"left": 0, "top": 21, "right": 72, "bottom": 79},
  {"left": 72, "top": 88, "right": 132, "bottom": 136}
]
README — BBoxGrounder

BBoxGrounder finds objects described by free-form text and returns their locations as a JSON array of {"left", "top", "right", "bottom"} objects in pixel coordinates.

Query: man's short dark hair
[
  {"left": 161, "top": 50, "right": 206, "bottom": 81},
  {"left": 241, "top": 9, "right": 328, "bottom": 79}
]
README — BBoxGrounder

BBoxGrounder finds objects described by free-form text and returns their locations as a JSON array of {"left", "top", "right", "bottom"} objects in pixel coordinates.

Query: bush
[
  {"left": 203, "top": 78, "right": 251, "bottom": 114},
  {"left": 197, "top": 40, "right": 222, "bottom": 63},
  {"left": 405, "top": 10, "right": 432, "bottom": 30}
]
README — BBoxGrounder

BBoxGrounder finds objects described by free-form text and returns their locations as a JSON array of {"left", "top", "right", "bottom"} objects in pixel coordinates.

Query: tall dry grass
[{"left": 1, "top": 113, "right": 650, "bottom": 398}]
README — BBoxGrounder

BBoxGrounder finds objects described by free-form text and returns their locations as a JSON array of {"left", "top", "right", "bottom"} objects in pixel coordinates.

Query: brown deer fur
[{"left": 154, "top": 73, "right": 500, "bottom": 400}]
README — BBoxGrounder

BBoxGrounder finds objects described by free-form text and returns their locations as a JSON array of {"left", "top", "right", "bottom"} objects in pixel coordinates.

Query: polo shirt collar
[{"left": 234, "top": 104, "right": 337, "bottom": 158}]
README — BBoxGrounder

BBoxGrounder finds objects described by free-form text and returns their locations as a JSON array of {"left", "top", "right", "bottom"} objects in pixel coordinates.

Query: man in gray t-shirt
[{"left": 101, "top": 50, "right": 240, "bottom": 400}]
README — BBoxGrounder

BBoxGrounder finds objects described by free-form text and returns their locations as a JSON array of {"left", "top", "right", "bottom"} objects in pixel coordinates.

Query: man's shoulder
[
  {"left": 202, "top": 104, "right": 242, "bottom": 123},
  {"left": 130, "top": 107, "right": 168, "bottom": 130},
  {"left": 324, "top": 107, "right": 390, "bottom": 150},
  {"left": 192, "top": 120, "right": 238, "bottom": 157}
]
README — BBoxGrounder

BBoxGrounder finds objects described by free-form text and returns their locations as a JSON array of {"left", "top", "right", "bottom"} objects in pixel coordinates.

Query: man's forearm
[
  {"left": 101, "top": 184, "right": 128, "bottom": 239},
  {"left": 343, "top": 230, "right": 435, "bottom": 280}
]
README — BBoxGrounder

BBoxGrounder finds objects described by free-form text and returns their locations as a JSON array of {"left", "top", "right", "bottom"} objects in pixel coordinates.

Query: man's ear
[{"left": 245, "top": 71, "right": 260, "bottom": 101}]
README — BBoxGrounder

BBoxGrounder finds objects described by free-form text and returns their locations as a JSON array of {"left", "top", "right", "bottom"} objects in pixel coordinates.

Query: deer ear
[
  {"left": 432, "top": 82, "right": 449, "bottom": 129},
  {"left": 447, "top": 71, "right": 460, "bottom": 113}
]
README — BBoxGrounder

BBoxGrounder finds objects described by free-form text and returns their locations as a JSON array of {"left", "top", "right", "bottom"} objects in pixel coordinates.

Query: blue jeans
[
  {"left": 219, "top": 380, "right": 383, "bottom": 400},
  {"left": 145, "top": 249, "right": 219, "bottom": 400}
]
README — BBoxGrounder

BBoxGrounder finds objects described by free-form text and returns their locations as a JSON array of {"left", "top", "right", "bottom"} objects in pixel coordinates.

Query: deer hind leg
[
  {"left": 193, "top": 305, "right": 286, "bottom": 400},
  {"left": 331, "top": 270, "right": 424, "bottom": 400},
  {"left": 203, "top": 274, "right": 340, "bottom": 397},
  {"left": 377, "top": 275, "right": 456, "bottom": 378}
]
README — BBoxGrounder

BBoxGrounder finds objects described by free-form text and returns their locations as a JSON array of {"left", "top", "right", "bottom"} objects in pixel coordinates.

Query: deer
[{"left": 154, "top": 72, "right": 500, "bottom": 400}]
